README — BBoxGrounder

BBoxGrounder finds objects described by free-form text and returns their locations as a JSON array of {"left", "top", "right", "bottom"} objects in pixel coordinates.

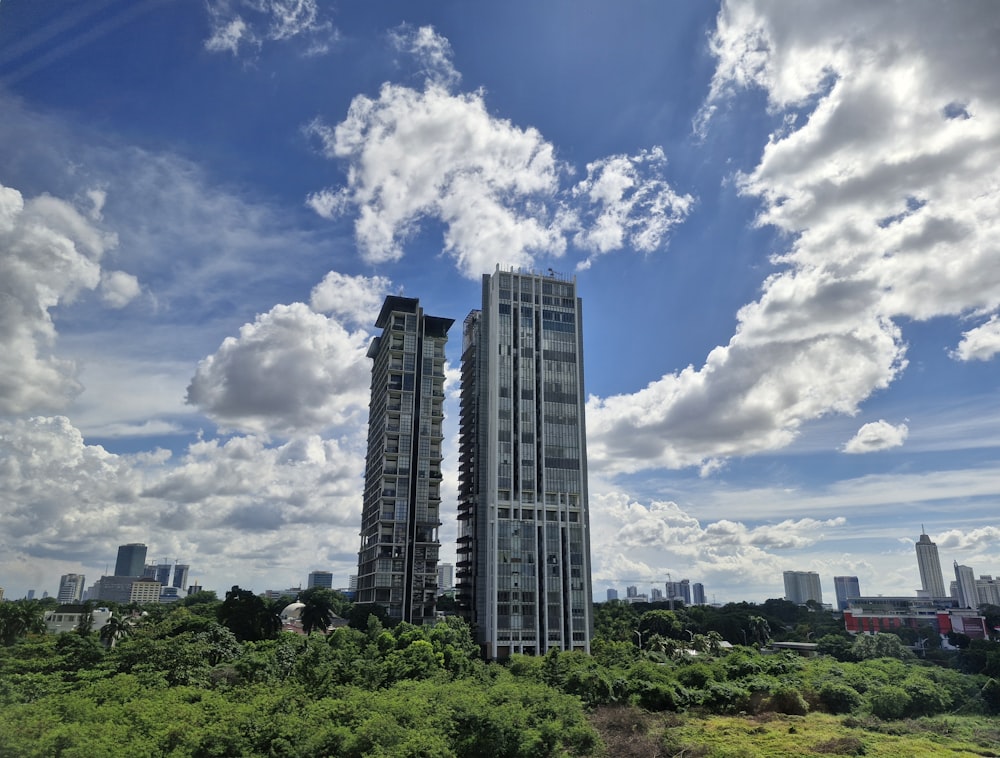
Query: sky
[{"left": 1, "top": 0, "right": 999, "bottom": 606}]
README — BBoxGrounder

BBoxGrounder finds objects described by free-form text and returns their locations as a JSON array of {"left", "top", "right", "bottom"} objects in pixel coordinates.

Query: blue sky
[{"left": 2, "top": 0, "right": 999, "bottom": 605}]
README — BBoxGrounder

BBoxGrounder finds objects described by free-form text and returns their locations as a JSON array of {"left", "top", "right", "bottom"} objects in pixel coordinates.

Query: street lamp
[{"left": 634, "top": 628, "right": 643, "bottom": 650}]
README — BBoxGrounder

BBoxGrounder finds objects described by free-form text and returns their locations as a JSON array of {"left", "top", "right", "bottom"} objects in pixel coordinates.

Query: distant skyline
[{"left": 2, "top": 1, "right": 1000, "bottom": 603}]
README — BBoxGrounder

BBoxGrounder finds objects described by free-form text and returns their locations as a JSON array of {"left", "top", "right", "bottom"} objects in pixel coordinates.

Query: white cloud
[
  {"left": 843, "top": 419, "right": 909, "bottom": 454},
  {"left": 934, "top": 526, "right": 1000, "bottom": 551},
  {"left": 185, "top": 303, "right": 371, "bottom": 436},
  {"left": 0, "top": 415, "right": 365, "bottom": 596},
  {"left": 309, "top": 271, "right": 394, "bottom": 327},
  {"left": 588, "top": 492, "right": 837, "bottom": 595},
  {"left": 205, "top": 16, "right": 249, "bottom": 55},
  {"left": 306, "top": 26, "right": 692, "bottom": 279},
  {"left": 589, "top": 1, "right": 1000, "bottom": 474},
  {"left": 572, "top": 147, "right": 694, "bottom": 270},
  {"left": 0, "top": 181, "right": 119, "bottom": 414},
  {"left": 99, "top": 270, "right": 141, "bottom": 309},
  {"left": 389, "top": 24, "right": 461, "bottom": 89},
  {"left": 306, "top": 83, "right": 567, "bottom": 278},
  {"left": 205, "top": 0, "right": 334, "bottom": 57},
  {"left": 952, "top": 315, "right": 1000, "bottom": 361}
]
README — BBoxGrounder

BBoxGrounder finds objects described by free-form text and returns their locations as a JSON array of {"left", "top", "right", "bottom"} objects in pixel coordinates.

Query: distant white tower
[
  {"left": 783, "top": 570, "right": 823, "bottom": 605},
  {"left": 57, "top": 573, "right": 86, "bottom": 603},
  {"left": 954, "top": 562, "right": 977, "bottom": 609},
  {"left": 915, "top": 528, "right": 947, "bottom": 598}
]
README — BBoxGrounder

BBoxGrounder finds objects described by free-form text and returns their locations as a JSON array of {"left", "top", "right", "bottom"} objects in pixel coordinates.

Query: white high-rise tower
[
  {"left": 915, "top": 528, "right": 947, "bottom": 599},
  {"left": 457, "top": 267, "right": 593, "bottom": 658}
]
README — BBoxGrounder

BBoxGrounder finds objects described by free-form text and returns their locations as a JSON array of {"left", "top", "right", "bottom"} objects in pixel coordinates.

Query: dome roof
[{"left": 280, "top": 601, "right": 305, "bottom": 620}]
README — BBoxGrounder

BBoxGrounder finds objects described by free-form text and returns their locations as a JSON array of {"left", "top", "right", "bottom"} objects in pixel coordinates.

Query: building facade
[
  {"left": 976, "top": 575, "right": 1000, "bottom": 607},
  {"left": 145, "top": 563, "right": 172, "bottom": 587},
  {"left": 307, "top": 571, "right": 334, "bottom": 590},
  {"left": 915, "top": 530, "right": 947, "bottom": 599},
  {"left": 57, "top": 573, "right": 86, "bottom": 603},
  {"left": 665, "top": 579, "right": 691, "bottom": 605},
  {"left": 783, "top": 570, "right": 823, "bottom": 605},
  {"left": 843, "top": 596, "right": 987, "bottom": 640},
  {"left": 692, "top": 582, "right": 706, "bottom": 606},
  {"left": 954, "top": 562, "right": 978, "bottom": 609},
  {"left": 456, "top": 268, "right": 593, "bottom": 658},
  {"left": 114, "top": 543, "right": 147, "bottom": 577},
  {"left": 172, "top": 564, "right": 189, "bottom": 592},
  {"left": 437, "top": 563, "right": 454, "bottom": 596},
  {"left": 833, "top": 576, "right": 861, "bottom": 611},
  {"left": 356, "top": 296, "right": 452, "bottom": 624}
]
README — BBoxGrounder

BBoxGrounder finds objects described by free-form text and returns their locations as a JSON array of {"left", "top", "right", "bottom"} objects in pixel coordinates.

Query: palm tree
[
  {"left": 748, "top": 615, "right": 771, "bottom": 648},
  {"left": 299, "top": 589, "right": 337, "bottom": 635},
  {"left": 99, "top": 615, "right": 133, "bottom": 648},
  {"left": 0, "top": 600, "right": 46, "bottom": 646}
]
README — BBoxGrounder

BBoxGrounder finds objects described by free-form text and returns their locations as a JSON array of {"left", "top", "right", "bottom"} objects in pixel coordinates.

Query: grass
[{"left": 589, "top": 707, "right": 1000, "bottom": 758}]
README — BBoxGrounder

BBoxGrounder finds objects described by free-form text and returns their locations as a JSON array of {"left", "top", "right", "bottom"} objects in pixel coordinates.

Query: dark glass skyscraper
[
  {"left": 457, "top": 268, "right": 593, "bottom": 658},
  {"left": 356, "top": 296, "right": 452, "bottom": 624},
  {"left": 114, "top": 543, "right": 147, "bottom": 577}
]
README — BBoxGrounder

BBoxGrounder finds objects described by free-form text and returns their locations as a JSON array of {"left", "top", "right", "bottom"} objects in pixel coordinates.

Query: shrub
[
  {"left": 767, "top": 683, "right": 809, "bottom": 715},
  {"left": 701, "top": 681, "right": 751, "bottom": 714},
  {"left": 634, "top": 681, "right": 684, "bottom": 711},
  {"left": 676, "top": 662, "right": 713, "bottom": 688},
  {"left": 867, "top": 685, "right": 911, "bottom": 720},
  {"left": 818, "top": 681, "right": 862, "bottom": 714}
]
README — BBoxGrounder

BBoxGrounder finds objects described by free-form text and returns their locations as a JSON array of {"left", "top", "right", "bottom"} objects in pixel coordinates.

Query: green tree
[
  {"left": 593, "top": 600, "right": 641, "bottom": 643},
  {"left": 217, "top": 586, "right": 280, "bottom": 642},
  {"left": 298, "top": 588, "right": 339, "bottom": 635},
  {"left": 638, "top": 610, "right": 684, "bottom": 641},
  {"left": 748, "top": 615, "right": 771, "bottom": 647},
  {"left": 852, "top": 632, "right": 914, "bottom": 661},
  {"left": 99, "top": 615, "right": 133, "bottom": 648},
  {"left": 0, "top": 600, "right": 46, "bottom": 645}
]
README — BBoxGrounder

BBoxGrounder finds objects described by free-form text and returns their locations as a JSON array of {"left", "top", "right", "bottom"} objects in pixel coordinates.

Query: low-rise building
[
  {"left": 843, "top": 596, "right": 988, "bottom": 639},
  {"left": 43, "top": 605, "right": 113, "bottom": 635}
]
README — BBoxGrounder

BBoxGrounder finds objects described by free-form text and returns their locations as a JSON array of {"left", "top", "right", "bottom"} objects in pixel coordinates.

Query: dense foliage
[{"left": 1, "top": 595, "right": 999, "bottom": 756}]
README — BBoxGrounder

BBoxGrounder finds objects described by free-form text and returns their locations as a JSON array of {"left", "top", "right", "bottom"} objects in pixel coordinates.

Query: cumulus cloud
[
  {"left": 306, "top": 83, "right": 567, "bottom": 278},
  {"left": 589, "top": 1, "right": 1000, "bottom": 474},
  {"left": 572, "top": 147, "right": 694, "bottom": 270},
  {"left": 306, "top": 26, "right": 691, "bottom": 279},
  {"left": 0, "top": 415, "right": 365, "bottom": 595},
  {"left": 589, "top": 492, "right": 833, "bottom": 591},
  {"left": 185, "top": 302, "right": 370, "bottom": 435},
  {"left": 0, "top": 181, "right": 119, "bottom": 414},
  {"left": 389, "top": 24, "right": 461, "bottom": 89},
  {"left": 933, "top": 526, "right": 1000, "bottom": 551},
  {"left": 843, "top": 419, "right": 909, "bottom": 454},
  {"left": 205, "top": 0, "right": 335, "bottom": 56},
  {"left": 99, "top": 270, "right": 141, "bottom": 308},
  {"left": 309, "top": 271, "right": 394, "bottom": 327},
  {"left": 952, "top": 315, "right": 1000, "bottom": 362}
]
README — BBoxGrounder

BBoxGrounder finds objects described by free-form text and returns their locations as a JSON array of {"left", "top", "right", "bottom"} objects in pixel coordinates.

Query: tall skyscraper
[
  {"left": 437, "top": 563, "right": 454, "bottom": 596},
  {"left": 783, "top": 570, "right": 823, "bottom": 605},
  {"left": 954, "top": 562, "right": 977, "bottom": 609},
  {"left": 307, "top": 570, "right": 334, "bottom": 589},
  {"left": 833, "top": 575, "right": 861, "bottom": 611},
  {"left": 692, "top": 582, "right": 706, "bottom": 605},
  {"left": 172, "top": 564, "right": 189, "bottom": 591},
  {"left": 915, "top": 529, "right": 947, "bottom": 598},
  {"left": 355, "top": 296, "right": 452, "bottom": 624},
  {"left": 606, "top": 588, "right": 619, "bottom": 601},
  {"left": 114, "top": 543, "right": 147, "bottom": 577},
  {"left": 57, "top": 573, "right": 86, "bottom": 603},
  {"left": 665, "top": 579, "right": 691, "bottom": 605},
  {"left": 145, "top": 562, "right": 172, "bottom": 587},
  {"left": 457, "top": 268, "right": 593, "bottom": 658}
]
